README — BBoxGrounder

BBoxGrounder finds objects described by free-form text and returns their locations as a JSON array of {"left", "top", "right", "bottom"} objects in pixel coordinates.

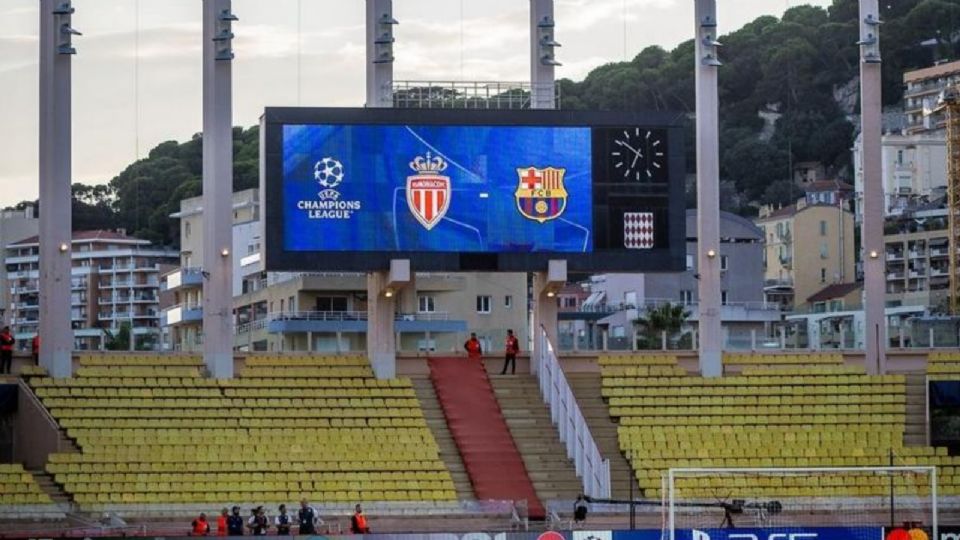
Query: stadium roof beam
[
  {"left": 694, "top": 0, "right": 723, "bottom": 378},
  {"left": 859, "top": 0, "right": 887, "bottom": 374},
  {"left": 202, "top": 0, "right": 237, "bottom": 378},
  {"left": 38, "top": 0, "right": 76, "bottom": 378}
]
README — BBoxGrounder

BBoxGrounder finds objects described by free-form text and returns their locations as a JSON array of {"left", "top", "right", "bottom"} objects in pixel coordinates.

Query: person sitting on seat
[
  {"left": 191, "top": 512, "right": 210, "bottom": 536},
  {"left": 350, "top": 504, "right": 371, "bottom": 534},
  {"left": 574, "top": 494, "right": 589, "bottom": 525}
]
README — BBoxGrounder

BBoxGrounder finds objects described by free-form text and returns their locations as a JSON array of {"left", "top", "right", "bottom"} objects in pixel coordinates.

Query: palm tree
[{"left": 633, "top": 303, "right": 691, "bottom": 347}]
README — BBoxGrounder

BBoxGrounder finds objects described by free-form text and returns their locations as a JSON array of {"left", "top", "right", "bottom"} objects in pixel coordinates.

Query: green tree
[{"left": 633, "top": 302, "right": 691, "bottom": 349}]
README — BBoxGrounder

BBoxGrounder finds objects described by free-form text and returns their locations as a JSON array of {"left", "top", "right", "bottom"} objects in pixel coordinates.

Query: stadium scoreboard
[{"left": 262, "top": 107, "right": 685, "bottom": 272}]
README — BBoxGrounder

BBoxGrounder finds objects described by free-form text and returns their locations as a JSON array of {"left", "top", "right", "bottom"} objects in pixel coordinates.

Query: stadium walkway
[{"left": 428, "top": 358, "right": 545, "bottom": 519}]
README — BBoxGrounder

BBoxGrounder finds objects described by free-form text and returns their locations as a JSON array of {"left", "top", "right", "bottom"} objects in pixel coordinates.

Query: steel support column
[
  {"left": 694, "top": 0, "right": 722, "bottom": 377},
  {"left": 38, "top": 0, "right": 77, "bottom": 378},
  {"left": 859, "top": 0, "right": 886, "bottom": 374},
  {"left": 530, "top": 0, "right": 558, "bottom": 110},
  {"left": 366, "top": 0, "right": 396, "bottom": 108},
  {"left": 202, "top": 0, "right": 236, "bottom": 378}
]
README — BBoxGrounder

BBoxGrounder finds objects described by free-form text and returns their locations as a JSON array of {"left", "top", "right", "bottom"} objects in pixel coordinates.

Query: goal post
[{"left": 665, "top": 467, "right": 938, "bottom": 540}]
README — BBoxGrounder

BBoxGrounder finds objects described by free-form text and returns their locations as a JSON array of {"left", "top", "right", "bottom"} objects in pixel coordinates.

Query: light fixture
[
  {"left": 546, "top": 291, "right": 556, "bottom": 298},
  {"left": 869, "top": 250, "right": 879, "bottom": 259},
  {"left": 220, "top": 248, "right": 230, "bottom": 257},
  {"left": 384, "top": 289, "right": 394, "bottom": 298},
  {"left": 706, "top": 249, "right": 717, "bottom": 259},
  {"left": 58, "top": 242, "right": 69, "bottom": 253}
]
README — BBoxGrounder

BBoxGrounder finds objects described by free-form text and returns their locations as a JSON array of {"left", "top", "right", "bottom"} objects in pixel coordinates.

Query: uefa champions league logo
[
  {"left": 315, "top": 157, "right": 344, "bottom": 191},
  {"left": 296, "top": 156, "right": 361, "bottom": 219}
]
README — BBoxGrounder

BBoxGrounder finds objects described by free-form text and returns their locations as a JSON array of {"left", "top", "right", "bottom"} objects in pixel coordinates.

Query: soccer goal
[{"left": 663, "top": 467, "right": 938, "bottom": 540}]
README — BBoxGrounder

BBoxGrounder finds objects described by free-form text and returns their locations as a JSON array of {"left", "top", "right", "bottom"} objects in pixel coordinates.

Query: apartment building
[
  {"left": 162, "top": 188, "right": 261, "bottom": 352},
  {"left": 903, "top": 59, "right": 960, "bottom": 135},
  {"left": 0, "top": 205, "right": 38, "bottom": 326},
  {"left": 165, "top": 189, "right": 529, "bottom": 354},
  {"left": 852, "top": 130, "right": 946, "bottom": 221},
  {"left": 756, "top": 181, "right": 856, "bottom": 312},
  {"left": 5, "top": 230, "right": 177, "bottom": 350},
  {"left": 883, "top": 209, "right": 951, "bottom": 310}
]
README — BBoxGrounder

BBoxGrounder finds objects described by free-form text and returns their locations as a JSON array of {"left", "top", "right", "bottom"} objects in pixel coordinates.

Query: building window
[
  {"left": 820, "top": 220, "right": 827, "bottom": 236},
  {"left": 820, "top": 268, "right": 827, "bottom": 283},
  {"left": 315, "top": 296, "right": 348, "bottom": 312},
  {"left": 720, "top": 255, "right": 729, "bottom": 271},
  {"left": 418, "top": 295, "right": 435, "bottom": 313},
  {"left": 185, "top": 222, "right": 191, "bottom": 238},
  {"left": 504, "top": 295, "right": 513, "bottom": 309},
  {"left": 288, "top": 296, "right": 295, "bottom": 313},
  {"left": 820, "top": 242, "right": 829, "bottom": 259},
  {"left": 680, "top": 290, "right": 694, "bottom": 305},
  {"left": 721, "top": 290, "right": 729, "bottom": 305},
  {"left": 563, "top": 297, "right": 577, "bottom": 309},
  {"left": 476, "top": 295, "right": 492, "bottom": 314},
  {"left": 685, "top": 255, "right": 694, "bottom": 271}
]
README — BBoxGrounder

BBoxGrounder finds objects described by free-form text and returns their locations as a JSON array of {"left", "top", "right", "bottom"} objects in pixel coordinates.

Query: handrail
[{"left": 535, "top": 326, "right": 611, "bottom": 498}]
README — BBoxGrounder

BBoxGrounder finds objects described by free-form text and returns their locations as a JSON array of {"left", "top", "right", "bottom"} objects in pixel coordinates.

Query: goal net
[{"left": 663, "top": 467, "right": 937, "bottom": 540}]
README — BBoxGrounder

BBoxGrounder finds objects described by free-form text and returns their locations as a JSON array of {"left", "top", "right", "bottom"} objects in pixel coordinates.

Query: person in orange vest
[
  {"left": 350, "top": 504, "right": 370, "bottom": 534},
  {"left": 216, "top": 508, "right": 228, "bottom": 536},
  {"left": 500, "top": 329, "right": 520, "bottom": 375},
  {"left": 31, "top": 334, "right": 40, "bottom": 366},
  {"left": 0, "top": 326, "right": 14, "bottom": 374},
  {"left": 190, "top": 512, "right": 210, "bottom": 536},
  {"left": 464, "top": 332, "right": 483, "bottom": 362}
]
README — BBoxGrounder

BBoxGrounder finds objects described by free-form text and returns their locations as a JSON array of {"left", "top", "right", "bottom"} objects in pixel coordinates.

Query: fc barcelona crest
[
  {"left": 406, "top": 152, "right": 451, "bottom": 231},
  {"left": 515, "top": 166, "right": 568, "bottom": 223}
]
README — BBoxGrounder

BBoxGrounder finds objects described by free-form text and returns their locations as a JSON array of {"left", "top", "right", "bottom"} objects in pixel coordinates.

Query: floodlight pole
[
  {"left": 529, "top": 0, "right": 558, "bottom": 110},
  {"left": 38, "top": 0, "right": 76, "bottom": 378},
  {"left": 694, "top": 0, "right": 722, "bottom": 377},
  {"left": 859, "top": 0, "right": 887, "bottom": 375},
  {"left": 202, "top": 0, "right": 236, "bottom": 378},
  {"left": 366, "top": 0, "right": 396, "bottom": 108}
]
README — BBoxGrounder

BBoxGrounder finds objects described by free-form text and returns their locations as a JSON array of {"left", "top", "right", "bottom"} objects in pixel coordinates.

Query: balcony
[
  {"left": 395, "top": 312, "right": 468, "bottom": 333},
  {"left": 930, "top": 247, "right": 949, "bottom": 258},
  {"left": 886, "top": 251, "right": 904, "bottom": 261},
  {"left": 162, "top": 267, "right": 204, "bottom": 292},
  {"left": 886, "top": 271, "right": 905, "bottom": 281},
  {"left": 161, "top": 303, "right": 203, "bottom": 327}
]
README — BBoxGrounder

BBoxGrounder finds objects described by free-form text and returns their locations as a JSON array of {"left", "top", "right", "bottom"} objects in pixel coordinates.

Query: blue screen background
[{"left": 282, "top": 124, "right": 593, "bottom": 253}]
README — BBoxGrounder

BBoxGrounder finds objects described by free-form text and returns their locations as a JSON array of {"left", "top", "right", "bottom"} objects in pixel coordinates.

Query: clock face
[{"left": 609, "top": 127, "right": 667, "bottom": 182}]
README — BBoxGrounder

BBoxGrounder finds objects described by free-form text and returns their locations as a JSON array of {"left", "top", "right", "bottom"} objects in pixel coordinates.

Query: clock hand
[
  {"left": 631, "top": 149, "right": 642, "bottom": 169},
  {"left": 616, "top": 139, "right": 642, "bottom": 158}
]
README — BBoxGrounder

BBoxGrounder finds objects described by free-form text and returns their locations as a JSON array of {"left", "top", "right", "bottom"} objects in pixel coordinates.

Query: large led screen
[
  {"left": 262, "top": 108, "right": 686, "bottom": 272},
  {"left": 283, "top": 124, "right": 593, "bottom": 253}
]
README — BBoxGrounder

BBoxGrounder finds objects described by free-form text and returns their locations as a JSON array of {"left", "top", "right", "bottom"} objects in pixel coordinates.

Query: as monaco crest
[
  {"left": 406, "top": 152, "right": 451, "bottom": 230},
  {"left": 515, "top": 166, "right": 568, "bottom": 223}
]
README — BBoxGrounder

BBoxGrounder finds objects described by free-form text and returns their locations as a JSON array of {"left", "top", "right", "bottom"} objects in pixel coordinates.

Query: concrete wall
[{"left": 12, "top": 379, "right": 65, "bottom": 470}]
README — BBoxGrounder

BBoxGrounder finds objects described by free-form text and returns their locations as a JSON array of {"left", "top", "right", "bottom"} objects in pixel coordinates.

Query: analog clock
[{"left": 609, "top": 128, "right": 667, "bottom": 182}]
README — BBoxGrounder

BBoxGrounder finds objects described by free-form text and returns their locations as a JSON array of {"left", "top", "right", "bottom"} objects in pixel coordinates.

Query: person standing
[
  {"left": 298, "top": 499, "right": 319, "bottom": 535},
  {"left": 248, "top": 506, "right": 269, "bottom": 536},
  {"left": 0, "top": 326, "right": 14, "bottom": 374},
  {"left": 275, "top": 504, "right": 292, "bottom": 536},
  {"left": 350, "top": 504, "right": 371, "bottom": 534},
  {"left": 216, "top": 508, "right": 229, "bottom": 536},
  {"left": 226, "top": 506, "right": 245, "bottom": 536},
  {"left": 191, "top": 512, "right": 210, "bottom": 536},
  {"left": 500, "top": 329, "right": 520, "bottom": 375},
  {"left": 31, "top": 334, "right": 40, "bottom": 366},
  {"left": 464, "top": 332, "right": 482, "bottom": 362}
]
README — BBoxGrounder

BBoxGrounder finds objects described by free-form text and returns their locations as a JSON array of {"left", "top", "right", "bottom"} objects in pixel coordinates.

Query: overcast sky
[{"left": 0, "top": 0, "right": 832, "bottom": 207}]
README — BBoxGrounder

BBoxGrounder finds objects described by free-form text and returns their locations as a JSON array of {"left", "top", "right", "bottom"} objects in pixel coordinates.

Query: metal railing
[
  {"left": 269, "top": 310, "right": 368, "bottom": 322},
  {"left": 392, "top": 80, "right": 560, "bottom": 109},
  {"left": 536, "top": 326, "right": 610, "bottom": 498}
]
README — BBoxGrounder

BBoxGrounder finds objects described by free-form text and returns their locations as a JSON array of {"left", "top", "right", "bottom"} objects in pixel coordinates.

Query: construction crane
[{"left": 934, "top": 87, "right": 960, "bottom": 315}]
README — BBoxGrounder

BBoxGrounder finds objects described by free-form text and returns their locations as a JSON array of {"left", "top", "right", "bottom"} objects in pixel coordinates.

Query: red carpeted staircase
[{"left": 428, "top": 358, "right": 545, "bottom": 519}]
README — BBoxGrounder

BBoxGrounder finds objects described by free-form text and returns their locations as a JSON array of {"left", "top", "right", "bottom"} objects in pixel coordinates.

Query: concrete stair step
[{"left": 411, "top": 376, "right": 475, "bottom": 501}]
